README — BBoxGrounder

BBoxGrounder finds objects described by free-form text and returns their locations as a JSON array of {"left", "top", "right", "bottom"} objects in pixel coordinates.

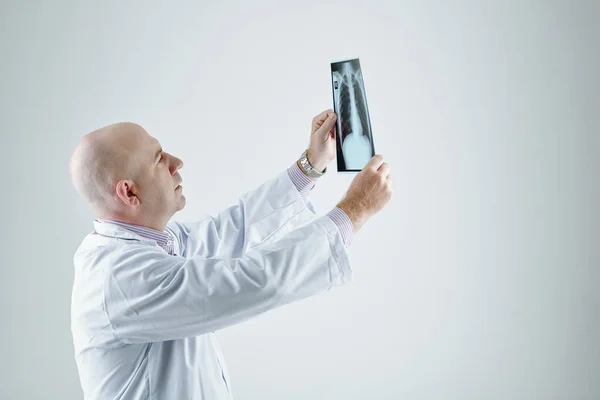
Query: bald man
[{"left": 69, "top": 110, "right": 392, "bottom": 399}]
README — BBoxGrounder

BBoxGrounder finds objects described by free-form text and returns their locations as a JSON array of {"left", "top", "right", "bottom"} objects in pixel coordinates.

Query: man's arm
[
  {"left": 166, "top": 160, "right": 319, "bottom": 259},
  {"left": 103, "top": 214, "right": 352, "bottom": 344},
  {"left": 167, "top": 160, "right": 354, "bottom": 260}
]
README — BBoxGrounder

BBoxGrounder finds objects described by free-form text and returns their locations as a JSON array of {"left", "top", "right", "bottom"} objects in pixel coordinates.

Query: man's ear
[{"left": 115, "top": 180, "right": 140, "bottom": 206}]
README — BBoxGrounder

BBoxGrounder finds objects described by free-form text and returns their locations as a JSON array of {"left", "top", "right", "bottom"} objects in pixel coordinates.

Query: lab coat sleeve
[
  {"left": 165, "top": 168, "right": 317, "bottom": 259},
  {"left": 103, "top": 214, "right": 352, "bottom": 344}
]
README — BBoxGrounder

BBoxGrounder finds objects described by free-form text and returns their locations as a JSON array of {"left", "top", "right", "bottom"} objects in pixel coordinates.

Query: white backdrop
[{"left": 1, "top": 0, "right": 598, "bottom": 399}]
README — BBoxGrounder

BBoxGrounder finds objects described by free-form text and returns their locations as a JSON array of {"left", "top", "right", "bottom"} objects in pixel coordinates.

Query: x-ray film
[{"left": 331, "top": 58, "right": 376, "bottom": 172}]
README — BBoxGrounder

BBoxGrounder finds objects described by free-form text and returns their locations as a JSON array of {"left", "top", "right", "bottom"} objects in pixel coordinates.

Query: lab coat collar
[{"left": 93, "top": 219, "right": 158, "bottom": 245}]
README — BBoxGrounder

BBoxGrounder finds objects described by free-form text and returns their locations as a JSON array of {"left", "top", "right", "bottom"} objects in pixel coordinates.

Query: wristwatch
[{"left": 298, "top": 149, "right": 327, "bottom": 179}]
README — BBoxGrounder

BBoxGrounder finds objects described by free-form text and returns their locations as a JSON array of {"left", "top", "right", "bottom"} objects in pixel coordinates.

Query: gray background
[{"left": 1, "top": 0, "right": 598, "bottom": 399}]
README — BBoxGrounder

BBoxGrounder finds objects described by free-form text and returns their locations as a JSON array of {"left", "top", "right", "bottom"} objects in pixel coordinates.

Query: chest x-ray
[{"left": 331, "top": 58, "right": 376, "bottom": 172}]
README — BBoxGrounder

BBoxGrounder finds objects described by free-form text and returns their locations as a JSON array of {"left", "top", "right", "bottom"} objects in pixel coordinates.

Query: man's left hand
[{"left": 307, "top": 109, "right": 337, "bottom": 172}]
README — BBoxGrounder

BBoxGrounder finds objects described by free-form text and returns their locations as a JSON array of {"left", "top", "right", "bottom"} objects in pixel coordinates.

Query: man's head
[{"left": 69, "top": 122, "right": 185, "bottom": 231}]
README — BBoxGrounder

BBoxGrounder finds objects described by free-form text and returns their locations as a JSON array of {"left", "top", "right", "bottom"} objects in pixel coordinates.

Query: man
[{"left": 69, "top": 109, "right": 392, "bottom": 399}]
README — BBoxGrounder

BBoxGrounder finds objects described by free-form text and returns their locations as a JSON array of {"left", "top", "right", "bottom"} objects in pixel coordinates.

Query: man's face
[{"left": 137, "top": 136, "right": 186, "bottom": 218}]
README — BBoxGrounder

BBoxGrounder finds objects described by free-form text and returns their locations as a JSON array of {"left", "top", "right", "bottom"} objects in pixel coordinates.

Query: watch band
[{"left": 298, "top": 149, "right": 326, "bottom": 179}]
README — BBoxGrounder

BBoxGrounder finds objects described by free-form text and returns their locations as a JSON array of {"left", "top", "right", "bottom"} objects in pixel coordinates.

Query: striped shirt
[{"left": 96, "top": 161, "right": 354, "bottom": 253}]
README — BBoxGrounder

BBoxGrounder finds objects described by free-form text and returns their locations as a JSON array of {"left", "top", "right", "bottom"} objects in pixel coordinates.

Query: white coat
[{"left": 71, "top": 167, "right": 353, "bottom": 399}]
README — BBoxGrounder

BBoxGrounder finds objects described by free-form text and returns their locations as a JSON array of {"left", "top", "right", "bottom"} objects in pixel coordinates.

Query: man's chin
[{"left": 176, "top": 195, "right": 186, "bottom": 210}]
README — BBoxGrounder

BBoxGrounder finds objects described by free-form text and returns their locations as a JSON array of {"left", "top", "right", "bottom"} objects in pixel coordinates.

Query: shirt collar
[{"left": 93, "top": 218, "right": 174, "bottom": 251}]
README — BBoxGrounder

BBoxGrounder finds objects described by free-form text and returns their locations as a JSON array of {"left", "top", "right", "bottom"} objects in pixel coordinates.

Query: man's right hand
[{"left": 336, "top": 154, "right": 393, "bottom": 233}]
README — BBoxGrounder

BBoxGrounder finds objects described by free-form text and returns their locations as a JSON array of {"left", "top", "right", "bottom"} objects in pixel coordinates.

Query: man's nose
[{"left": 167, "top": 153, "right": 184, "bottom": 172}]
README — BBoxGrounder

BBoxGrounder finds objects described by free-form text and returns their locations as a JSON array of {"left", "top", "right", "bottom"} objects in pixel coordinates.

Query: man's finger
[
  {"left": 314, "top": 113, "right": 336, "bottom": 138},
  {"left": 312, "top": 109, "right": 335, "bottom": 129},
  {"left": 313, "top": 109, "right": 334, "bottom": 121},
  {"left": 368, "top": 154, "right": 385, "bottom": 170},
  {"left": 378, "top": 162, "right": 390, "bottom": 177}
]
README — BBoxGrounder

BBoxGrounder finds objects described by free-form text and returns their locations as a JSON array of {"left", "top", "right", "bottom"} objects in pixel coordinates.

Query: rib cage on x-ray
[
  {"left": 337, "top": 72, "right": 370, "bottom": 143},
  {"left": 331, "top": 58, "right": 375, "bottom": 171}
]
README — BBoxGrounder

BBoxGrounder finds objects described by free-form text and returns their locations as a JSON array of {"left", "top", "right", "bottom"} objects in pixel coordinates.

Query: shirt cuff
[
  {"left": 326, "top": 207, "right": 354, "bottom": 248},
  {"left": 287, "top": 161, "right": 316, "bottom": 197}
]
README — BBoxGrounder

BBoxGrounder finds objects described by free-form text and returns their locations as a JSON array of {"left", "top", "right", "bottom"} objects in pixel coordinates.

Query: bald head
[{"left": 69, "top": 122, "right": 147, "bottom": 215}]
